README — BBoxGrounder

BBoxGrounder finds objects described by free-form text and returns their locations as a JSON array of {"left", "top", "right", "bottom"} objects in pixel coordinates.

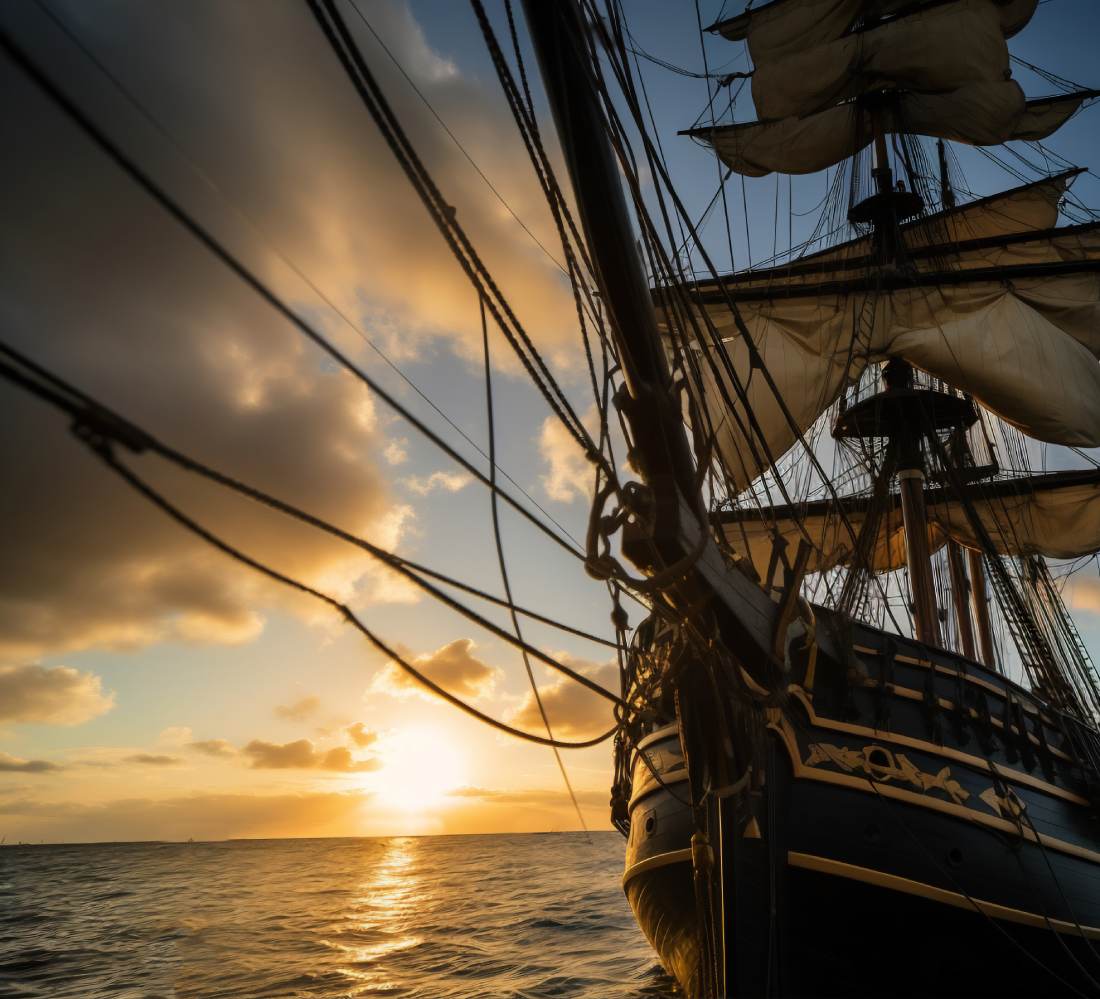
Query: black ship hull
[{"left": 622, "top": 618, "right": 1100, "bottom": 997}]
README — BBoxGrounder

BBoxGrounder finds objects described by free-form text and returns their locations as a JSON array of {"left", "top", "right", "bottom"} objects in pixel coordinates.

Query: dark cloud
[
  {"left": 0, "top": 0, "right": 573, "bottom": 663},
  {"left": 275, "top": 696, "right": 321, "bottom": 722},
  {"left": 186, "top": 739, "right": 237, "bottom": 758},
  {"left": 346, "top": 722, "right": 377, "bottom": 749},
  {"left": 0, "top": 664, "right": 114, "bottom": 725},
  {"left": 509, "top": 656, "right": 617, "bottom": 739},
  {"left": 124, "top": 753, "right": 183, "bottom": 767},
  {"left": 0, "top": 752, "right": 62, "bottom": 774},
  {"left": 243, "top": 738, "right": 379, "bottom": 773},
  {"left": 371, "top": 638, "right": 498, "bottom": 700}
]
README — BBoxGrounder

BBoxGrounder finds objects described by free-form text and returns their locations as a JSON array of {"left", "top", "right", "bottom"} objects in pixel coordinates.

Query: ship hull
[{"left": 622, "top": 623, "right": 1100, "bottom": 997}]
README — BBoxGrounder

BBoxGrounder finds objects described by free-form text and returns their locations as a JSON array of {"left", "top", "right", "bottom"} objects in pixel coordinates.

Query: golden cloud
[
  {"left": 242, "top": 738, "right": 380, "bottom": 773},
  {"left": 124, "top": 754, "right": 184, "bottom": 767},
  {"left": 1066, "top": 576, "right": 1100, "bottom": 615},
  {"left": 508, "top": 655, "right": 617, "bottom": 739},
  {"left": 0, "top": 665, "right": 115, "bottom": 726},
  {"left": 538, "top": 408, "right": 598, "bottom": 503},
  {"left": 3, "top": 0, "right": 586, "bottom": 663},
  {"left": 187, "top": 739, "right": 238, "bottom": 759},
  {"left": 0, "top": 752, "right": 62, "bottom": 774},
  {"left": 371, "top": 638, "right": 499, "bottom": 701},
  {"left": 275, "top": 695, "right": 321, "bottom": 722},
  {"left": 346, "top": 722, "right": 378, "bottom": 749}
]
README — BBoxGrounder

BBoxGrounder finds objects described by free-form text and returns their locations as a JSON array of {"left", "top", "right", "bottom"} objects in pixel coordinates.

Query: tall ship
[
  {"left": 5, "top": 0, "right": 1100, "bottom": 996},
  {"left": 519, "top": 1, "right": 1100, "bottom": 995}
]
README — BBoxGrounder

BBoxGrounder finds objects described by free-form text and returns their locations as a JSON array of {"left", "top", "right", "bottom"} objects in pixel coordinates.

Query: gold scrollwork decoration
[{"left": 806, "top": 742, "right": 971, "bottom": 805}]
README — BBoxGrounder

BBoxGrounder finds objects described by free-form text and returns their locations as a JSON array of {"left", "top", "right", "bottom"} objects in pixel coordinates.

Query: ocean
[{"left": 0, "top": 831, "right": 677, "bottom": 998}]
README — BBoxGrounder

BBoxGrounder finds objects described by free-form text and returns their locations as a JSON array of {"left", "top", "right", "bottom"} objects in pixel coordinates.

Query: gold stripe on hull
[
  {"left": 787, "top": 687, "right": 1086, "bottom": 805},
  {"left": 622, "top": 848, "right": 693, "bottom": 888},
  {"left": 770, "top": 713, "right": 1100, "bottom": 867},
  {"left": 788, "top": 851, "right": 1100, "bottom": 940}
]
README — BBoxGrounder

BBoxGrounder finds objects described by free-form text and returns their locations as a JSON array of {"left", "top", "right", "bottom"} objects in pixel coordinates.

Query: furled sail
[
  {"left": 715, "top": 469, "right": 1100, "bottom": 577},
  {"left": 685, "top": 87, "right": 1094, "bottom": 178},
  {"left": 657, "top": 176, "right": 1100, "bottom": 490}
]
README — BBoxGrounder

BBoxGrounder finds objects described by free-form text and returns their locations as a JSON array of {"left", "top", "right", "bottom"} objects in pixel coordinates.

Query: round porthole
[
  {"left": 947, "top": 847, "right": 964, "bottom": 868},
  {"left": 644, "top": 814, "right": 657, "bottom": 836}
]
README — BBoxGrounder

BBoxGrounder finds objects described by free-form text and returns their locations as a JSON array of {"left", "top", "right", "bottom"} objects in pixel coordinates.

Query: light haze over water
[{"left": 0, "top": 831, "right": 676, "bottom": 998}]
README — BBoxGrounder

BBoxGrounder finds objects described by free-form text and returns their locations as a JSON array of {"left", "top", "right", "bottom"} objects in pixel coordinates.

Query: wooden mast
[
  {"left": 870, "top": 117, "right": 942, "bottom": 647},
  {"left": 969, "top": 549, "right": 998, "bottom": 667},
  {"left": 947, "top": 541, "right": 977, "bottom": 659}
]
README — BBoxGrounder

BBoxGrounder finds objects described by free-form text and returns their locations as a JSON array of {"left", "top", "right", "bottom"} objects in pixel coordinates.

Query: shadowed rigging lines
[
  {"left": 0, "top": 341, "right": 624, "bottom": 745},
  {"left": 0, "top": 27, "right": 643, "bottom": 743}
]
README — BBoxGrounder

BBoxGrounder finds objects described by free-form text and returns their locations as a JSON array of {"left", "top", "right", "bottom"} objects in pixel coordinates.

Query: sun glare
[{"left": 372, "top": 727, "right": 468, "bottom": 812}]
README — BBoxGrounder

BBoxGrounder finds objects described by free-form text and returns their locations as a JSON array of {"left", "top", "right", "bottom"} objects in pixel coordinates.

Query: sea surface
[{"left": 0, "top": 832, "right": 677, "bottom": 998}]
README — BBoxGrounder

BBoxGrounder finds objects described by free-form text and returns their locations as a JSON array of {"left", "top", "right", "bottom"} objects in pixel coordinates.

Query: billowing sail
[
  {"left": 752, "top": 0, "right": 1014, "bottom": 122},
  {"left": 685, "top": 87, "right": 1094, "bottom": 178},
  {"left": 716, "top": 469, "right": 1100, "bottom": 577},
  {"left": 657, "top": 176, "right": 1100, "bottom": 489},
  {"left": 712, "top": 0, "right": 1038, "bottom": 65}
]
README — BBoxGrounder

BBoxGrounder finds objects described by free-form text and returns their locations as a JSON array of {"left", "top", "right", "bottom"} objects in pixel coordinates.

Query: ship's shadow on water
[{"left": 0, "top": 832, "right": 678, "bottom": 998}]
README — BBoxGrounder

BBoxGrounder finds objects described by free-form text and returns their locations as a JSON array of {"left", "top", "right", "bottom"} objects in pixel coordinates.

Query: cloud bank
[{"left": 0, "top": 665, "right": 115, "bottom": 725}]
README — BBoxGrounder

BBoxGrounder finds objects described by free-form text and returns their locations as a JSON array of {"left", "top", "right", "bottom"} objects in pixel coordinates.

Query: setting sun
[{"left": 372, "top": 727, "right": 468, "bottom": 811}]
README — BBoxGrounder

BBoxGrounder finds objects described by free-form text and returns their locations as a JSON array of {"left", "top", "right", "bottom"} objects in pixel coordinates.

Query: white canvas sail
[{"left": 717, "top": 471, "right": 1100, "bottom": 577}]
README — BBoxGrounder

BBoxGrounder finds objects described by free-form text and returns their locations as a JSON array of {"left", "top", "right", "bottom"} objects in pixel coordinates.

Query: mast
[
  {"left": 519, "top": 0, "right": 697, "bottom": 516},
  {"left": 969, "top": 549, "right": 998, "bottom": 667},
  {"left": 844, "top": 105, "right": 944, "bottom": 646},
  {"left": 947, "top": 541, "right": 977, "bottom": 659}
]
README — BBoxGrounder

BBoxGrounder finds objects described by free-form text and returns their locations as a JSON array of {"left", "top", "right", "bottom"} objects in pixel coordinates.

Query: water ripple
[{"left": 0, "top": 832, "right": 676, "bottom": 998}]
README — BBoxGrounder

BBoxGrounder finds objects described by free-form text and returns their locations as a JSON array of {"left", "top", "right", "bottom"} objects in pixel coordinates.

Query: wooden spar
[
  {"left": 899, "top": 467, "right": 942, "bottom": 647},
  {"left": 519, "top": 0, "right": 697, "bottom": 511},
  {"left": 969, "top": 549, "right": 998, "bottom": 668},
  {"left": 947, "top": 541, "right": 977, "bottom": 660},
  {"left": 521, "top": 0, "right": 783, "bottom": 676}
]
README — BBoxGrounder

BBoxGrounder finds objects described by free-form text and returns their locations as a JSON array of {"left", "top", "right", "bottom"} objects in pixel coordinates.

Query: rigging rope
[{"left": 480, "top": 294, "right": 594, "bottom": 836}]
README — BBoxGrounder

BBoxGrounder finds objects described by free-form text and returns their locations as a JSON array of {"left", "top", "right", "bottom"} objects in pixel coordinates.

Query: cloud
[
  {"left": 158, "top": 726, "right": 194, "bottom": 747},
  {"left": 402, "top": 470, "right": 473, "bottom": 496},
  {"left": 124, "top": 753, "right": 184, "bottom": 767},
  {"left": 275, "top": 695, "right": 321, "bottom": 722},
  {"left": 346, "top": 722, "right": 377, "bottom": 749},
  {"left": 0, "top": 751, "right": 62, "bottom": 774},
  {"left": 539, "top": 408, "right": 597, "bottom": 503},
  {"left": 0, "top": 665, "right": 115, "bottom": 726},
  {"left": 383, "top": 439, "right": 409, "bottom": 466},
  {"left": 243, "top": 738, "right": 379, "bottom": 773},
  {"left": 1066, "top": 575, "right": 1100, "bottom": 615},
  {"left": 3, "top": 5, "right": 549, "bottom": 662},
  {"left": 508, "top": 655, "right": 617, "bottom": 739},
  {"left": 371, "top": 638, "right": 498, "bottom": 700},
  {"left": 187, "top": 739, "right": 238, "bottom": 758}
]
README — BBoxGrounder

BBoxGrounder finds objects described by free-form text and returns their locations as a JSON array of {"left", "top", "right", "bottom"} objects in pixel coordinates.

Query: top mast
[{"left": 519, "top": 0, "right": 698, "bottom": 515}]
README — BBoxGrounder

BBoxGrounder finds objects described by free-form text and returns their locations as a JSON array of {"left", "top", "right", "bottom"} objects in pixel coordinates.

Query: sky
[{"left": 1, "top": 0, "right": 1099, "bottom": 844}]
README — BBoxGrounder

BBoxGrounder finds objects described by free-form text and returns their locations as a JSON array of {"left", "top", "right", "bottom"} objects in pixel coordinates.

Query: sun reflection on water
[{"left": 326, "top": 838, "right": 423, "bottom": 992}]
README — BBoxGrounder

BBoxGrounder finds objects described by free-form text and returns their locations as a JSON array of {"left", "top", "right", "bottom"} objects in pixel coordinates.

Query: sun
[{"left": 371, "top": 727, "right": 468, "bottom": 812}]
